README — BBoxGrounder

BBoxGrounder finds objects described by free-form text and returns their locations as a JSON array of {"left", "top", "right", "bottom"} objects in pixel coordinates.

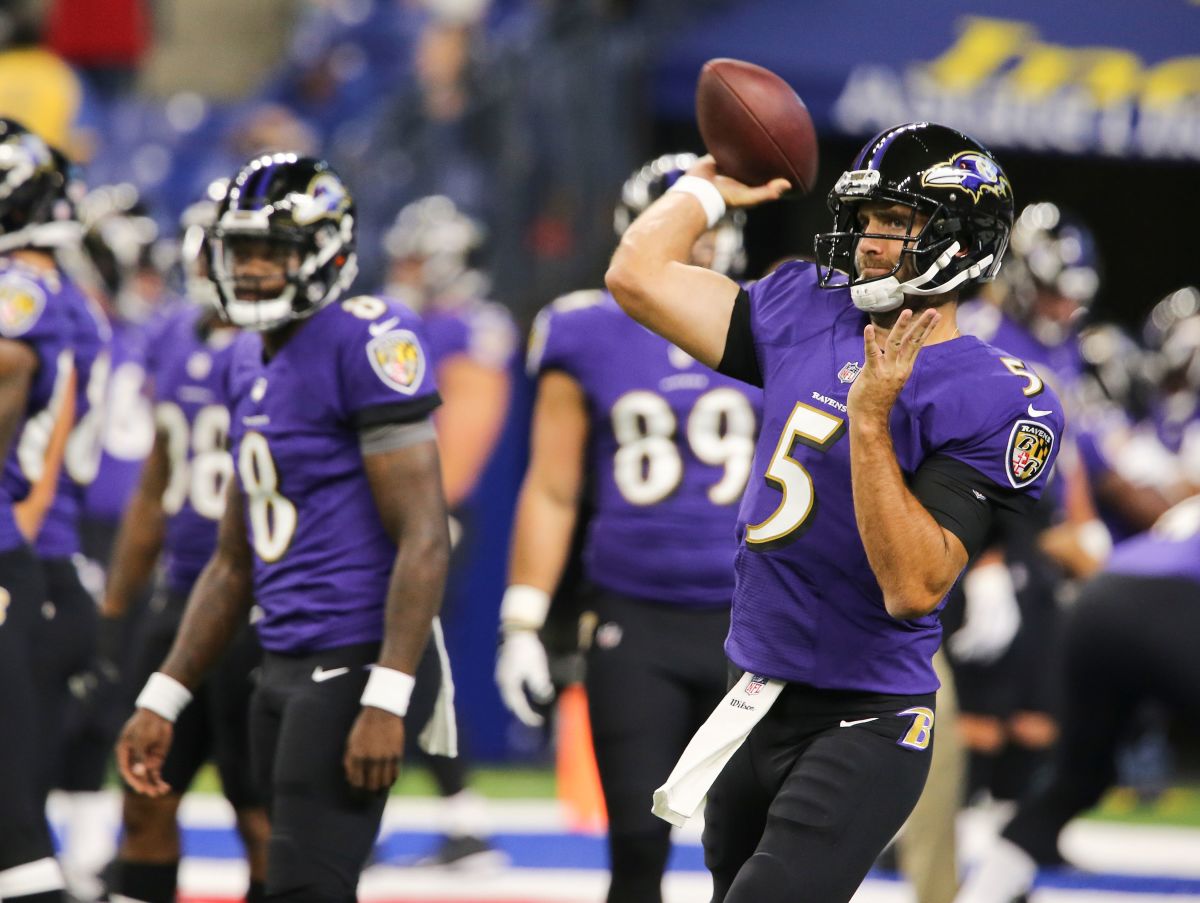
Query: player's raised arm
[
  {"left": 117, "top": 481, "right": 255, "bottom": 795},
  {"left": 605, "top": 156, "right": 788, "bottom": 369}
]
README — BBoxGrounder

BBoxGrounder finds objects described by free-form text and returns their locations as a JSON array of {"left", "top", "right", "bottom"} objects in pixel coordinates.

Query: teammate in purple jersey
[
  {"left": 497, "top": 154, "right": 761, "bottom": 903},
  {"left": 606, "top": 124, "right": 1063, "bottom": 902},
  {"left": 76, "top": 185, "right": 167, "bottom": 567},
  {"left": 100, "top": 190, "right": 270, "bottom": 903},
  {"left": 955, "top": 495, "right": 1200, "bottom": 903},
  {"left": 0, "top": 118, "right": 79, "bottom": 903},
  {"left": 117, "top": 154, "right": 453, "bottom": 903},
  {"left": 381, "top": 195, "right": 517, "bottom": 867}
]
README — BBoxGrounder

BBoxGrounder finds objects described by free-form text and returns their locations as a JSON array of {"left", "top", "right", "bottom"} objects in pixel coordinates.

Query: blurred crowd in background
[{"left": 0, "top": 0, "right": 732, "bottom": 323}]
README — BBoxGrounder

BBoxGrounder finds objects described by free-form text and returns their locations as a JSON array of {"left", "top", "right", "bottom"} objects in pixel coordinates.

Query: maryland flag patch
[
  {"left": 0, "top": 277, "right": 46, "bottom": 338},
  {"left": 367, "top": 328, "right": 425, "bottom": 396},
  {"left": 1006, "top": 419, "right": 1054, "bottom": 488}
]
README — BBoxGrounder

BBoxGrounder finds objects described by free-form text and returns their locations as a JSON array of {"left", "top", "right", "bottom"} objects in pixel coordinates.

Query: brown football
[{"left": 696, "top": 58, "right": 818, "bottom": 195}]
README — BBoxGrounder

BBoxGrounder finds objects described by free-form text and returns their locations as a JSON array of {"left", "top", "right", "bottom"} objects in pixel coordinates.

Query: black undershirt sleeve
[
  {"left": 717, "top": 289, "right": 763, "bottom": 388},
  {"left": 350, "top": 392, "right": 443, "bottom": 429},
  {"left": 909, "top": 454, "right": 1039, "bottom": 561}
]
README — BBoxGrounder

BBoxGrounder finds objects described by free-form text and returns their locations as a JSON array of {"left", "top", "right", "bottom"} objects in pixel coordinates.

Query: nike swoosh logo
[
  {"left": 1027, "top": 404, "right": 1053, "bottom": 417},
  {"left": 839, "top": 717, "right": 879, "bottom": 728},
  {"left": 312, "top": 666, "right": 350, "bottom": 683},
  {"left": 368, "top": 317, "right": 399, "bottom": 337}
]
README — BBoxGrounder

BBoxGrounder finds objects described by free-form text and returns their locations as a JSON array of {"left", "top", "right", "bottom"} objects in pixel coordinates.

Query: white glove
[
  {"left": 948, "top": 560, "right": 1021, "bottom": 665},
  {"left": 495, "top": 629, "right": 555, "bottom": 727}
]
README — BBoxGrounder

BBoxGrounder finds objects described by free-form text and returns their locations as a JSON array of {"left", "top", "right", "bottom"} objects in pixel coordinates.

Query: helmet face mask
[
  {"left": 815, "top": 123, "right": 1014, "bottom": 314},
  {"left": 210, "top": 154, "right": 357, "bottom": 332}
]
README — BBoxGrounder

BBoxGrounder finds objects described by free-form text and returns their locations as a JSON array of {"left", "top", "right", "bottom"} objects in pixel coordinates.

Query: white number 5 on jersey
[{"left": 745, "top": 402, "right": 845, "bottom": 548}]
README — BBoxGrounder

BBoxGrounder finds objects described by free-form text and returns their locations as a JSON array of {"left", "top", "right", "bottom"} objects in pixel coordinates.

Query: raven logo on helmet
[
  {"left": 921, "top": 152, "right": 1012, "bottom": 204},
  {"left": 290, "top": 173, "right": 351, "bottom": 226}
]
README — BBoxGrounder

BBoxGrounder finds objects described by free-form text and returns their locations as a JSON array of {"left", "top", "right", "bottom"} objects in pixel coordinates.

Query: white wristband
[
  {"left": 135, "top": 672, "right": 193, "bottom": 723},
  {"left": 360, "top": 666, "right": 416, "bottom": 718},
  {"left": 500, "top": 584, "right": 551, "bottom": 631},
  {"left": 668, "top": 175, "right": 726, "bottom": 229}
]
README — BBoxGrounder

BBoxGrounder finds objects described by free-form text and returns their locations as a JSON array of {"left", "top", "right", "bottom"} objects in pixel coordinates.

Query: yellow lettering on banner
[
  {"left": 1011, "top": 45, "right": 1142, "bottom": 106},
  {"left": 924, "top": 17, "right": 1033, "bottom": 92},
  {"left": 1079, "top": 50, "right": 1143, "bottom": 107},
  {"left": 1142, "top": 57, "right": 1200, "bottom": 109},
  {"left": 1009, "top": 44, "right": 1075, "bottom": 99}
]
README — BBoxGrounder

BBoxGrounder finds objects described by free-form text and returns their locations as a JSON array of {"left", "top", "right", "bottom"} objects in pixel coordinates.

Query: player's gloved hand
[
  {"left": 496, "top": 629, "right": 555, "bottom": 727},
  {"left": 948, "top": 560, "right": 1021, "bottom": 665},
  {"left": 116, "top": 709, "right": 175, "bottom": 797},
  {"left": 344, "top": 706, "right": 406, "bottom": 792}
]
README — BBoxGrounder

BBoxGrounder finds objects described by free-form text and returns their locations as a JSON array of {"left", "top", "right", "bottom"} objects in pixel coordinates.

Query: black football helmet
[
  {"left": 209, "top": 153, "right": 357, "bottom": 331},
  {"left": 615, "top": 152, "right": 746, "bottom": 277},
  {"left": 0, "top": 118, "right": 68, "bottom": 253},
  {"left": 77, "top": 183, "right": 161, "bottom": 320},
  {"left": 1143, "top": 286, "right": 1200, "bottom": 394},
  {"left": 1076, "top": 323, "right": 1154, "bottom": 420},
  {"left": 996, "top": 202, "right": 1100, "bottom": 345},
  {"left": 815, "top": 122, "right": 1014, "bottom": 313}
]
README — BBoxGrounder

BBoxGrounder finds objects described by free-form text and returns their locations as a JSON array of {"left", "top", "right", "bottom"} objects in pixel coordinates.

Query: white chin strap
[
  {"left": 225, "top": 287, "right": 297, "bottom": 332},
  {"left": 850, "top": 241, "right": 995, "bottom": 313}
]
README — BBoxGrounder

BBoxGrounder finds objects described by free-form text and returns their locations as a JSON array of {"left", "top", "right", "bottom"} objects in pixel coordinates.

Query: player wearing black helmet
[
  {"left": 117, "top": 154, "right": 453, "bottom": 902},
  {"left": 0, "top": 117, "right": 78, "bottom": 903},
  {"left": 499, "top": 153, "right": 761, "bottom": 903},
  {"left": 606, "top": 123, "right": 1063, "bottom": 902}
]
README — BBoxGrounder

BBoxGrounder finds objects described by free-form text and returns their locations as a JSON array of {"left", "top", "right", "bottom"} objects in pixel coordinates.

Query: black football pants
[
  {"left": 0, "top": 546, "right": 61, "bottom": 888},
  {"left": 704, "top": 680, "right": 937, "bottom": 903},
  {"left": 583, "top": 590, "right": 731, "bottom": 903}
]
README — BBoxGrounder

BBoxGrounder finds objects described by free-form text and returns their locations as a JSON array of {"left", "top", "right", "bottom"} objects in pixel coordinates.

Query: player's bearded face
[
  {"left": 853, "top": 202, "right": 929, "bottom": 286},
  {"left": 227, "top": 236, "right": 302, "bottom": 301}
]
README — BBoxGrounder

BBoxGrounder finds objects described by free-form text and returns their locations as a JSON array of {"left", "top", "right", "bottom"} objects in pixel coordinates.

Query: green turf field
[{"left": 187, "top": 765, "right": 1200, "bottom": 827}]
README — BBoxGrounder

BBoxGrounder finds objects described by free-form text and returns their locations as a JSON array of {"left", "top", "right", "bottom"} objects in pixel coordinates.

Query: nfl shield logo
[
  {"left": 745, "top": 674, "right": 768, "bottom": 696},
  {"left": 837, "top": 361, "right": 861, "bottom": 384}
]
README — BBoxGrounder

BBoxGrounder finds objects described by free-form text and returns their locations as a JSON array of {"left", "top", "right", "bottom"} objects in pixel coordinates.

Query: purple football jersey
[
  {"left": 84, "top": 317, "right": 156, "bottom": 521},
  {"left": 529, "top": 291, "right": 763, "bottom": 607},
  {"left": 35, "top": 276, "right": 111, "bottom": 559},
  {"left": 151, "top": 305, "right": 247, "bottom": 594},
  {"left": 0, "top": 258, "right": 75, "bottom": 553},
  {"left": 1105, "top": 497, "right": 1200, "bottom": 584},
  {"left": 958, "top": 301, "right": 1084, "bottom": 390},
  {"left": 422, "top": 298, "right": 518, "bottom": 372},
  {"left": 227, "top": 296, "right": 441, "bottom": 653},
  {"left": 730, "top": 263, "right": 1064, "bottom": 694}
]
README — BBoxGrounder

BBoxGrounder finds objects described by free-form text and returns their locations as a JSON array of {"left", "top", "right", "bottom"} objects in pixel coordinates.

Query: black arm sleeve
[
  {"left": 717, "top": 289, "right": 763, "bottom": 388},
  {"left": 350, "top": 392, "right": 442, "bottom": 429},
  {"left": 909, "top": 455, "right": 1039, "bottom": 560}
]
